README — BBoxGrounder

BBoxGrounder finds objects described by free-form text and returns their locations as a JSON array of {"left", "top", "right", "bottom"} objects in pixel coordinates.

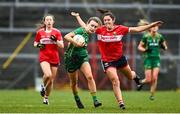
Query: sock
[
  {"left": 44, "top": 96, "right": 48, "bottom": 99},
  {"left": 151, "top": 93, "right": 154, "bottom": 97},
  {"left": 118, "top": 100, "right": 124, "bottom": 105},
  {"left": 91, "top": 92, "right": 97, "bottom": 102},
  {"left": 74, "top": 94, "right": 80, "bottom": 101},
  {"left": 134, "top": 75, "right": 141, "bottom": 85}
]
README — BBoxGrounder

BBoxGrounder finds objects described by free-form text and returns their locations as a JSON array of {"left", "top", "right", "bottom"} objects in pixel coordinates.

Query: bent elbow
[
  {"left": 33, "top": 42, "right": 37, "bottom": 47},
  {"left": 64, "top": 35, "right": 69, "bottom": 40},
  {"left": 137, "top": 46, "right": 141, "bottom": 51},
  {"left": 59, "top": 42, "right": 64, "bottom": 48}
]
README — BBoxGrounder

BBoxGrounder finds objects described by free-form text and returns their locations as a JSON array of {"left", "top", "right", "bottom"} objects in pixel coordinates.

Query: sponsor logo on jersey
[
  {"left": 40, "top": 38, "right": 56, "bottom": 44},
  {"left": 97, "top": 34, "right": 123, "bottom": 42},
  {"left": 149, "top": 42, "right": 158, "bottom": 46}
]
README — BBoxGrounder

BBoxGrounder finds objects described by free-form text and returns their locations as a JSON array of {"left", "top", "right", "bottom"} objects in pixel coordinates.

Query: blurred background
[{"left": 0, "top": 0, "right": 180, "bottom": 91}]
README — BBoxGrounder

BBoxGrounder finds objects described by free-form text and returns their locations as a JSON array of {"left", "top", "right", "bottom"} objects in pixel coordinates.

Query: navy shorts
[
  {"left": 50, "top": 63, "right": 59, "bottom": 67},
  {"left": 101, "top": 55, "right": 128, "bottom": 72}
]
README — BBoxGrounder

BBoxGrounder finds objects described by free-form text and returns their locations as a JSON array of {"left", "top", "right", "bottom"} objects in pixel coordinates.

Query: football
[{"left": 73, "top": 34, "right": 85, "bottom": 44}]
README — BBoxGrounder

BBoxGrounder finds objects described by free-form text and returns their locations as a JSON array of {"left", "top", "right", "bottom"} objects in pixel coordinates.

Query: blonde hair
[{"left": 137, "top": 19, "right": 149, "bottom": 26}]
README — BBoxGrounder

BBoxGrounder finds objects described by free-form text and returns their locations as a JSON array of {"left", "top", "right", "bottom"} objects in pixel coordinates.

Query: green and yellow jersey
[
  {"left": 141, "top": 32, "right": 165, "bottom": 58},
  {"left": 64, "top": 27, "right": 89, "bottom": 72},
  {"left": 141, "top": 32, "right": 165, "bottom": 69},
  {"left": 65, "top": 27, "right": 89, "bottom": 58}
]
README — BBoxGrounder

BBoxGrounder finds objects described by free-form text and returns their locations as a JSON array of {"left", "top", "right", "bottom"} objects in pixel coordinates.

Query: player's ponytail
[
  {"left": 36, "top": 22, "right": 45, "bottom": 31},
  {"left": 97, "top": 8, "right": 110, "bottom": 14},
  {"left": 97, "top": 8, "right": 115, "bottom": 21}
]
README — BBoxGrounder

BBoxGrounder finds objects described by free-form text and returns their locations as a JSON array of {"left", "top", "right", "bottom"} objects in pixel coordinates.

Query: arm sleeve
[
  {"left": 73, "top": 27, "right": 84, "bottom": 35},
  {"left": 120, "top": 25, "right": 129, "bottom": 35},
  {"left": 57, "top": 31, "right": 63, "bottom": 41},
  {"left": 34, "top": 31, "right": 40, "bottom": 42},
  {"left": 141, "top": 34, "right": 147, "bottom": 45},
  {"left": 159, "top": 34, "right": 165, "bottom": 43},
  {"left": 96, "top": 27, "right": 101, "bottom": 34}
]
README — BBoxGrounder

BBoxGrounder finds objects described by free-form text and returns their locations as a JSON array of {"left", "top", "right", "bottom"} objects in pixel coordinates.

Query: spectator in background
[
  {"left": 64, "top": 16, "right": 102, "bottom": 109},
  {"left": 71, "top": 9, "right": 163, "bottom": 109},
  {"left": 33, "top": 14, "right": 64, "bottom": 105},
  {"left": 138, "top": 20, "right": 168, "bottom": 100}
]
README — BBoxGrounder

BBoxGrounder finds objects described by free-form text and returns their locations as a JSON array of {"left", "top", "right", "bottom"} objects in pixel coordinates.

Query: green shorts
[
  {"left": 64, "top": 54, "right": 88, "bottom": 73},
  {"left": 143, "top": 57, "right": 160, "bottom": 69}
]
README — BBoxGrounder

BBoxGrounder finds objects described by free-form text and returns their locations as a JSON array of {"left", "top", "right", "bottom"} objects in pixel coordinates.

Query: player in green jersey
[
  {"left": 64, "top": 16, "right": 102, "bottom": 109},
  {"left": 138, "top": 24, "right": 168, "bottom": 100}
]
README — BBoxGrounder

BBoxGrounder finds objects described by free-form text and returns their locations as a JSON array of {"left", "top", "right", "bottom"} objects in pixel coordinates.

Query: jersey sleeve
[
  {"left": 56, "top": 30, "right": 63, "bottom": 41},
  {"left": 73, "top": 27, "right": 84, "bottom": 35},
  {"left": 159, "top": 34, "right": 165, "bottom": 43},
  {"left": 141, "top": 33, "right": 147, "bottom": 44},
  {"left": 96, "top": 27, "right": 101, "bottom": 34},
  {"left": 34, "top": 31, "right": 41, "bottom": 42},
  {"left": 119, "top": 25, "right": 129, "bottom": 35}
]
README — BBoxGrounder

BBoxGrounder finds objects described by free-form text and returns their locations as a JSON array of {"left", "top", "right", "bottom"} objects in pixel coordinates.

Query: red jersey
[
  {"left": 96, "top": 25, "right": 129, "bottom": 62},
  {"left": 34, "top": 28, "right": 63, "bottom": 64}
]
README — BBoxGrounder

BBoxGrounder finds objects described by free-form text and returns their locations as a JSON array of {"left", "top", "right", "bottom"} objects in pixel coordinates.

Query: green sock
[
  {"left": 92, "top": 96, "right": 97, "bottom": 102},
  {"left": 91, "top": 92, "right": 97, "bottom": 102},
  {"left": 74, "top": 94, "right": 80, "bottom": 101}
]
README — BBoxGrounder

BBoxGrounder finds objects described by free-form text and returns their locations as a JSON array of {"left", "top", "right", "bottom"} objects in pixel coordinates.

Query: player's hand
[
  {"left": 50, "top": 35, "right": 57, "bottom": 42},
  {"left": 37, "top": 43, "right": 45, "bottom": 49},
  {"left": 151, "top": 21, "right": 163, "bottom": 27},
  {"left": 160, "top": 44, "right": 167, "bottom": 50},
  {"left": 71, "top": 12, "right": 79, "bottom": 17},
  {"left": 73, "top": 41, "right": 85, "bottom": 47}
]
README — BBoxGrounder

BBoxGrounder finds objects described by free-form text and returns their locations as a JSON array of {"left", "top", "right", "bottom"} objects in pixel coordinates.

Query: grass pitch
[{"left": 0, "top": 90, "right": 179, "bottom": 113}]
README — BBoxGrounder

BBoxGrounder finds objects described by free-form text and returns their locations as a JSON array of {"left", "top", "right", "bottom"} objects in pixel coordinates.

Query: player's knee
[
  {"left": 128, "top": 71, "right": 135, "bottom": 80},
  {"left": 152, "top": 78, "right": 157, "bottom": 83},
  {"left": 44, "top": 73, "right": 52, "bottom": 79},
  {"left": 111, "top": 78, "right": 120, "bottom": 87},
  {"left": 70, "top": 81, "right": 77, "bottom": 87},
  {"left": 153, "top": 75, "right": 158, "bottom": 81},
  {"left": 86, "top": 76, "right": 93, "bottom": 81},
  {"left": 146, "top": 79, "right": 152, "bottom": 83}
]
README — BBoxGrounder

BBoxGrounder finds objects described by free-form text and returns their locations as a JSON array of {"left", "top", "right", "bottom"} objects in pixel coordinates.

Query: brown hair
[
  {"left": 97, "top": 8, "right": 115, "bottom": 20},
  {"left": 87, "top": 17, "right": 102, "bottom": 26},
  {"left": 36, "top": 14, "right": 55, "bottom": 30}
]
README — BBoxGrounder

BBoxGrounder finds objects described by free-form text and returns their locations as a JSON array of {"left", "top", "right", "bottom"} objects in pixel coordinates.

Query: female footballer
[
  {"left": 34, "top": 14, "right": 64, "bottom": 105},
  {"left": 138, "top": 24, "right": 167, "bottom": 100},
  {"left": 64, "top": 16, "right": 102, "bottom": 109}
]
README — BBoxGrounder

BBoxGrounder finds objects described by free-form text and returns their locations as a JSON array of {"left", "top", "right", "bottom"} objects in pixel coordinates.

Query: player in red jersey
[
  {"left": 71, "top": 10, "right": 163, "bottom": 109},
  {"left": 34, "top": 14, "right": 64, "bottom": 105}
]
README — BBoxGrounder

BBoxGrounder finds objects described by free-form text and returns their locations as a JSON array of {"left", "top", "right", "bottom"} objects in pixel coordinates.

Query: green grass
[{"left": 0, "top": 90, "right": 179, "bottom": 113}]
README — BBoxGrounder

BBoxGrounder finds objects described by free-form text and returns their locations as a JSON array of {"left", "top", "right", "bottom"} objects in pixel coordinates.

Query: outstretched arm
[
  {"left": 71, "top": 12, "right": 86, "bottom": 28},
  {"left": 129, "top": 21, "right": 163, "bottom": 33}
]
